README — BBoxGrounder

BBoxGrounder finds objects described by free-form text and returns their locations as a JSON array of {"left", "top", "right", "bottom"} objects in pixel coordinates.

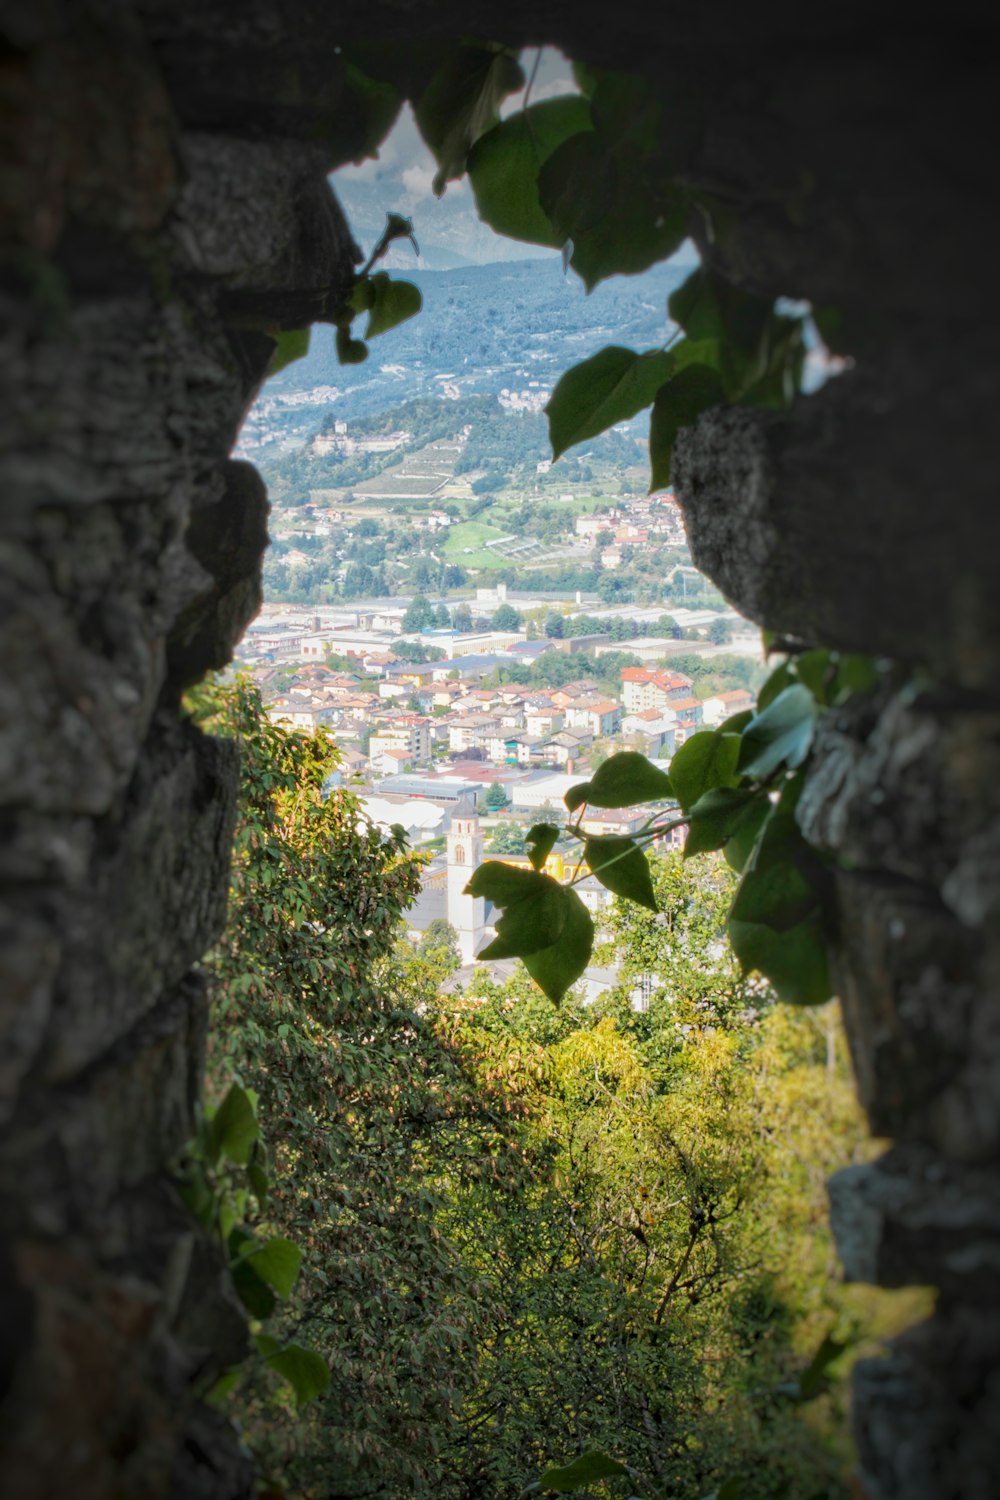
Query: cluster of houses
[
  {"left": 574, "top": 492, "right": 688, "bottom": 569},
  {"left": 255, "top": 649, "right": 754, "bottom": 822},
  {"left": 246, "top": 609, "right": 755, "bottom": 1002}
]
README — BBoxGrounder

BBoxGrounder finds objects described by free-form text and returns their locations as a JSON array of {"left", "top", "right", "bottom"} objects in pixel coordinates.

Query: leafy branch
[
  {"left": 467, "top": 649, "right": 882, "bottom": 1008},
  {"left": 171, "top": 1081, "right": 331, "bottom": 1409}
]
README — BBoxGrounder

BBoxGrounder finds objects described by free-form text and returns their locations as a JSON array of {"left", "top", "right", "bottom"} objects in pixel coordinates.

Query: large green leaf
[
  {"left": 479, "top": 883, "right": 569, "bottom": 960},
  {"left": 669, "top": 729, "right": 740, "bottom": 812},
  {"left": 798, "top": 1333, "right": 849, "bottom": 1400},
  {"left": 208, "top": 1083, "right": 259, "bottom": 1166},
  {"left": 668, "top": 266, "right": 771, "bottom": 363},
  {"left": 268, "top": 328, "right": 311, "bottom": 377},
  {"left": 246, "top": 1138, "right": 269, "bottom": 1210},
  {"left": 467, "top": 95, "right": 592, "bottom": 246},
  {"left": 546, "top": 346, "right": 675, "bottom": 461},
  {"left": 241, "top": 1236, "right": 301, "bottom": 1299},
  {"left": 565, "top": 750, "right": 673, "bottom": 812},
  {"left": 335, "top": 326, "right": 368, "bottom": 365},
  {"left": 465, "top": 860, "right": 550, "bottom": 907},
  {"left": 362, "top": 273, "right": 422, "bottom": 339},
  {"left": 728, "top": 905, "right": 831, "bottom": 1007},
  {"left": 667, "top": 268, "right": 808, "bottom": 406},
  {"left": 539, "top": 132, "right": 687, "bottom": 289},
  {"left": 683, "top": 787, "right": 768, "bottom": 861},
  {"left": 755, "top": 658, "right": 795, "bottom": 710},
  {"left": 521, "top": 887, "right": 594, "bottom": 1003},
  {"left": 738, "top": 685, "right": 818, "bottom": 779},
  {"left": 414, "top": 43, "right": 525, "bottom": 193},
  {"left": 525, "top": 823, "right": 561, "bottom": 871},
  {"left": 228, "top": 1228, "right": 276, "bottom": 1318},
  {"left": 261, "top": 1341, "right": 331, "bottom": 1406},
  {"left": 739, "top": 312, "right": 805, "bottom": 410},
  {"left": 722, "top": 797, "right": 772, "bottom": 872},
  {"left": 322, "top": 58, "right": 402, "bottom": 168},
  {"left": 727, "top": 778, "right": 832, "bottom": 1005},
  {"left": 584, "top": 835, "right": 657, "bottom": 910},
  {"left": 537, "top": 1450, "right": 631, "bottom": 1492},
  {"left": 648, "top": 361, "right": 726, "bottom": 490}
]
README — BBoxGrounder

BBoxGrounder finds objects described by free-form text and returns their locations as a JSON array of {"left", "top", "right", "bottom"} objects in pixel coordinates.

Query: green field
[{"left": 442, "top": 520, "right": 507, "bottom": 552}]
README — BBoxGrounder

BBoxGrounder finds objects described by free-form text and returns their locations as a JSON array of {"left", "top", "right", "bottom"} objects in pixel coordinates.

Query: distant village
[{"left": 236, "top": 574, "right": 759, "bottom": 998}]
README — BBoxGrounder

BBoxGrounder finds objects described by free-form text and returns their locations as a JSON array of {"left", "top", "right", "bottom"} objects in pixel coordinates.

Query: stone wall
[{"left": 2, "top": 2, "right": 996, "bottom": 1496}]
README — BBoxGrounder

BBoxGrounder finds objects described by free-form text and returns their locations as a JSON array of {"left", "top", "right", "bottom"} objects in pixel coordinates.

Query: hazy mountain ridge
[{"left": 265, "top": 257, "right": 692, "bottom": 422}]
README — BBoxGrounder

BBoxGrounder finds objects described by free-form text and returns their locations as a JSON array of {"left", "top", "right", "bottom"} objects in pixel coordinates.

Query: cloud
[{"left": 401, "top": 164, "right": 436, "bottom": 201}]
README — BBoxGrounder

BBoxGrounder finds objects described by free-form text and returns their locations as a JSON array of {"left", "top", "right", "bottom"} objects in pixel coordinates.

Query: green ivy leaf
[
  {"left": 205, "top": 1368, "right": 242, "bottom": 1406},
  {"left": 537, "top": 1451, "right": 631, "bottom": 1492},
  {"left": 756, "top": 658, "right": 795, "bottom": 710},
  {"left": 228, "top": 1228, "right": 277, "bottom": 1318},
  {"left": 739, "top": 313, "right": 805, "bottom": 410},
  {"left": 539, "top": 133, "right": 687, "bottom": 290},
  {"left": 710, "top": 1479, "right": 745, "bottom": 1500},
  {"left": 465, "top": 860, "right": 550, "bottom": 907},
  {"left": 833, "top": 653, "right": 879, "bottom": 702},
  {"left": 570, "top": 60, "right": 598, "bottom": 98},
  {"left": 246, "top": 1138, "right": 269, "bottom": 1210},
  {"left": 669, "top": 729, "right": 741, "bottom": 812},
  {"left": 722, "top": 797, "right": 772, "bottom": 873},
  {"left": 525, "top": 823, "right": 561, "bottom": 871},
  {"left": 790, "top": 648, "right": 836, "bottom": 703},
  {"left": 261, "top": 1342, "right": 331, "bottom": 1406},
  {"left": 584, "top": 835, "right": 657, "bottom": 911},
  {"left": 336, "top": 326, "right": 368, "bottom": 365},
  {"left": 718, "top": 708, "right": 755, "bottom": 736},
  {"left": 738, "top": 685, "right": 818, "bottom": 779},
  {"left": 798, "top": 1333, "right": 849, "bottom": 1400},
  {"left": 546, "top": 346, "right": 675, "bottom": 461},
  {"left": 565, "top": 751, "right": 673, "bottom": 812},
  {"left": 727, "top": 778, "right": 832, "bottom": 1005},
  {"left": 728, "top": 906, "right": 830, "bottom": 1007},
  {"left": 521, "top": 887, "right": 594, "bottom": 1004},
  {"left": 467, "top": 95, "right": 593, "bottom": 246},
  {"left": 648, "top": 361, "right": 726, "bottom": 490},
  {"left": 208, "top": 1083, "right": 259, "bottom": 1166},
  {"left": 268, "top": 328, "right": 311, "bottom": 377},
  {"left": 361, "top": 273, "right": 422, "bottom": 338},
  {"left": 414, "top": 43, "right": 525, "bottom": 193},
  {"left": 242, "top": 1236, "right": 301, "bottom": 1299},
  {"left": 323, "top": 58, "right": 402, "bottom": 167},
  {"left": 683, "top": 787, "right": 767, "bottom": 861},
  {"left": 668, "top": 266, "right": 771, "bottom": 366},
  {"left": 479, "top": 882, "right": 570, "bottom": 960}
]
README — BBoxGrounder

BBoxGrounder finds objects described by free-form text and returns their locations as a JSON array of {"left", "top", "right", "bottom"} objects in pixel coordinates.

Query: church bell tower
[{"left": 446, "top": 803, "right": 486, "bottom": 965}]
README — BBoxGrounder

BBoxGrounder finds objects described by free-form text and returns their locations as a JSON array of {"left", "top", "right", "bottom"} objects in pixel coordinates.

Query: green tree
[
  {"left": 402, "top": 592, "right": 434, "bottom": 631},
  {"left": 452, "top": 602, "right": 474, "bottom": 632},
  {"left": 492, "top": 601, "right": 522, "bottom": 630},
  {"left": 543, "top": 611, "right": 565, "bottom": 638},
  {"left": 488, "top": 820, "right": 526, "bottom": 855},
  {"left": 416, "top": 918, "right": 461, "bottom": 975},
  {"left": 196, "top": 681, "right": 524, "bottom": 1496},
  {"left": 483, "top": 779, "right": 509, "bottom": 810}
]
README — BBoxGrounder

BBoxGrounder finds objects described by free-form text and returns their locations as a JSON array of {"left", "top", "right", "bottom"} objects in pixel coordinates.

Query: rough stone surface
[{"left": 3, "top": 2, "right": 998, "bottom": 1497}]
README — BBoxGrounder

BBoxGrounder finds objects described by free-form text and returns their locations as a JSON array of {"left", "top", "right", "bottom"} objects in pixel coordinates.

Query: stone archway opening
[{"left": 3, "top": 6, "right": 996, "bottom": 1498}]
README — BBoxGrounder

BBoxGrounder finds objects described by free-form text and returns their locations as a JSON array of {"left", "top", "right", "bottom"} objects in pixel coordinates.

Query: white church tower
[{"left": 446, "top": 801, "right": 486, "bottom": 965}]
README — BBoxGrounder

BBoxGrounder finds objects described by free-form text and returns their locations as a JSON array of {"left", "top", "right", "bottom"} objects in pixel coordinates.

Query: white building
[{"left": 446, "top": 805, "right": 488, "bottom": 965}]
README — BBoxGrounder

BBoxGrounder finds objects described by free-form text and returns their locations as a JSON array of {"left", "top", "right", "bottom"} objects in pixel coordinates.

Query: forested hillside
[
  {"left": 188, "top": 687, "right": 925, "bottom": 1500},
  {"left": 250, "top": 257, "right": 689, "bottom": 427}
]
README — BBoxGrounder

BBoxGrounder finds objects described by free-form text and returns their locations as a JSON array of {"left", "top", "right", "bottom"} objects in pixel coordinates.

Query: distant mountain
[{"left": 267, "top": 256, "right": 693, "bottom": 417}]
